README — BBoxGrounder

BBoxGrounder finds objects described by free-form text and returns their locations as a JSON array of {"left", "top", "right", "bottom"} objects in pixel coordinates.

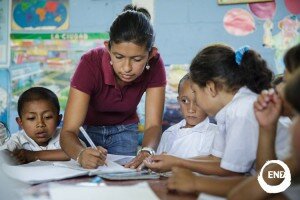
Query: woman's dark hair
[
  {"left": 284, "top": 43, "right": 300, "bottom": 73},
  {"left": 109, "top": 4, "right": 154, "bottom": 51},
  {"left": 17, "top": 87, "right": 60, "bottom": 117},
  {"left": 285, "top": 69, "right": 300, "bottom": 113},
  {"left": 189, "top": 44, "right": 273, "bottom": 94}
]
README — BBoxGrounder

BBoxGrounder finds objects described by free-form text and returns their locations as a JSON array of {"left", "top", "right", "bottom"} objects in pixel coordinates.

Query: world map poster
[{"left": 12, "top": 0, "right": 69, "bottom": 30}]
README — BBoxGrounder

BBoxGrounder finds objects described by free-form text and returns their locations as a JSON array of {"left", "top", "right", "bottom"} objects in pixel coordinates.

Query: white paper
[
  {"left": 2, "top": 161, "right": 87, "bottom": 184},
  {"left": 53, "top": 159, "right": 134, "bottom": 175},
  {"left": 106, "top": 154, "right": 134, "bottom": 164},
  {"left": 198, "top": 193, "right": 226, "bottom": 200},
  {"left": 49, "top": 182, "right": 159, "bottom": 200}
]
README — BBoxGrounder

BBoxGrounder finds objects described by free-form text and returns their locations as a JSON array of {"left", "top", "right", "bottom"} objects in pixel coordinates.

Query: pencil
[{"left": 79, "top": 126, "right": 108, "bottom": 166}]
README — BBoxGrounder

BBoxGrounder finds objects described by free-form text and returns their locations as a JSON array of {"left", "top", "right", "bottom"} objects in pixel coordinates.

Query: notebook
[
  {"left": 1, "top": 154, "right": 156, "bottom": 184},
  {"left": 53, "top": 159, "right": 134, "bottom": 175}
]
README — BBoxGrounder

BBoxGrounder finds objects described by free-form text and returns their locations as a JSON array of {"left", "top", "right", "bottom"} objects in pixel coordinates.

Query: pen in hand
[{"left": 79, "top": 126, "right": 108, "bottom": 166}]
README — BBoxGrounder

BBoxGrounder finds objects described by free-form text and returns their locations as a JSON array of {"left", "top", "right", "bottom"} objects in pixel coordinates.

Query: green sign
[{"left": 11, "top": 33, "right": 109, "bottom": 40}]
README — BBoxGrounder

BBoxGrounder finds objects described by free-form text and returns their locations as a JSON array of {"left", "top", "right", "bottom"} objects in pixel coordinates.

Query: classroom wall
[
  {"left": 10, "top": 0, "right": 299, "bottom": 72},
  {"left": 4, "top": 0, "right": 300, "bottom": 132},
  {"left": 154, "top": 0, "right": 299, "bottom": 72}
]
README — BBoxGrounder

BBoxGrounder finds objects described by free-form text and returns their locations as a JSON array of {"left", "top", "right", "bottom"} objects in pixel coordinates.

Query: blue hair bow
[{"left": 235, "top": 46, "right": 250, "bottom": 65}]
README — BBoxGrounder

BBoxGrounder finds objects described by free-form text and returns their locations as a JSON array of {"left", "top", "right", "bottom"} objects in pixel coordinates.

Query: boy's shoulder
[{"left": 163, "top": 119, "right": 186, "bottom": 133}]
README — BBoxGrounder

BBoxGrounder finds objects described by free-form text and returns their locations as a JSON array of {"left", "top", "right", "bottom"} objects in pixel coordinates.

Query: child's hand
[
  {"left": 78, "top": 147, "right": 107, "bottom": 169},
  {"left": 254, "top": 89, "right": 282, "bottom": 130},
  {"left": 143, "top": 154, "right": 181, "bottom": 172},
  {"left": 167, "top": 167, "right": 198, "bottom": 194},
  {"left": 11, "top": 149, "right": 39, "bottom": 164}
]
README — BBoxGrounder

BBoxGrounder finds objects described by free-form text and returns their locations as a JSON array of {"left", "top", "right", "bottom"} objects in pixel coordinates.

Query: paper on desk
[
  {"left": 53, "top": 159, "right": 134, "bottom": 175},
  {"left": 2, "top": 161, "right": 87, "bottom": 184},
  {"left": 49, "top": 182, "right": 159, "bottom": 200},
  {"left": 106, "top": 154, "right": 134, "bottom": 165},
  {"left": 198, "top": 193, "right": 226, "bottom": 200}
]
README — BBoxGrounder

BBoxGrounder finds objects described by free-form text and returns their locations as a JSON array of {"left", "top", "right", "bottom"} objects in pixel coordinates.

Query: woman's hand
[
  {"left": 124, "top": 151, "right": 150, "bottom": 170},
  {"left": 78, "top": 146, "right": 107, "bottom": 169},
  {"left": 167, "top": 167, "right": 198, "bottom": 194},
  {"left": 143, "top": 154, "right": 182, "bottom": 173}
]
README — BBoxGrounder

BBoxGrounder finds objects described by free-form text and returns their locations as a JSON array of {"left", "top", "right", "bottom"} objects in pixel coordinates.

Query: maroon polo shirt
[{"left": 71, "top": 47, "right": 166, "bottom": 126}]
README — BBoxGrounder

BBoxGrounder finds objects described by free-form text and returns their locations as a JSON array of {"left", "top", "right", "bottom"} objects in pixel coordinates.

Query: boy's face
[
  {"left": 178, "top": 80, "right": 207, "bottom": 128},
  {"left": 16, "top": 100, "right": 61, "bottom": 146}
]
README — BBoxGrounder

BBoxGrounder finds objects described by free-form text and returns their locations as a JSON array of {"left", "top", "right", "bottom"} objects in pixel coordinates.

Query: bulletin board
[{"left": 0, "top": 0, "right": 10, "bottom": 67}]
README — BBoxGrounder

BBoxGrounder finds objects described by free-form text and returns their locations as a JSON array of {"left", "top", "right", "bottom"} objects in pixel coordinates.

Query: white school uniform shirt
[
  {"left": 4, "top": 128, "right": 61, "bottom": 151},
  {"left": 211, "top": 87, "right": 292, "bottom": 173},
  {"left": 157, "top": 118, "right": 218, "bottom": 158}
]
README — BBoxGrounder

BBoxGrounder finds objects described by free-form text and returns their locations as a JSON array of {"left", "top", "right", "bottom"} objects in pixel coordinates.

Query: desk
[{"left": 26, "top": 176, "right": 198, "bottom": 200}]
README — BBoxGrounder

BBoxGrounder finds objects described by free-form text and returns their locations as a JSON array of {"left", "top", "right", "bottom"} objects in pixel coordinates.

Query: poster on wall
[
  {"left": 9, "top": 32, "right": 109, "bottom": 132},
  {"left": 12, "top": 0, "right": 69, "bottom": 30},
  {"left": 0, "top": 69, "right": 9, "bottom": 126},
  {"left": 218, "top": 0, "right": 273, "bottom": 4},
  {"left": 0, "top": 0, "right": 10, "bottom": 67}
]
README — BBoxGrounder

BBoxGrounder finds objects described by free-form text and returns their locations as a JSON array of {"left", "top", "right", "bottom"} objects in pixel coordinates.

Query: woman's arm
[
  {"left": 60, "top": 87, "right": 89, "bottom": 159},
  {"left": 125, "top": 86, "right": 165, "bottom": 169},
  {"left": 60, "top": 87, "right": 106, "bottom": 169},
  {"left": 142, "top": 86, "right": 165, "bottom": 149}
]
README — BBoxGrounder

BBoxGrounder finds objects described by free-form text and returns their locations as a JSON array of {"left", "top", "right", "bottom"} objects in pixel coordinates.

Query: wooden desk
[
  {"left": 105, "top": 177, "right": 198, "bottom": 200},
  {"left": 27, "top": 176, "right": 198, "bottom": 200}
]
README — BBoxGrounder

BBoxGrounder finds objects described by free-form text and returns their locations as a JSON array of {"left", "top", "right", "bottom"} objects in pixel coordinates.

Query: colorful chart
[
  {"left": 12, "top": 0, "right": 69, "bottom": 30},
  {"left": 284, "top": 0, "right": 300, "bottom": 15},
  {"left": 223, "top": 8, "right": 255, "bottom": 36},
  {"left": 249, "top": 1, "right": 276, "bottom": 20}
]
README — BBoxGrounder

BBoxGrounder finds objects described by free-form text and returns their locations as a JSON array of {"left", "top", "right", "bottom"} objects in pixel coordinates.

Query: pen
[
  {"left": 79, "top": 126, "right": 108, "bottom": 166},
  {"left": 79, "top": 126, "right": 97, "bottom": 148}
]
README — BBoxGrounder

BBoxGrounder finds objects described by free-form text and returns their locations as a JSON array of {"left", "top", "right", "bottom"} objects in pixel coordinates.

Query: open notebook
[
  {"left": 1, "top": 154, "right": 136, "bottom": 184},
  {"left": 53, "top": 159, "right": 134, "bottom": 175}
]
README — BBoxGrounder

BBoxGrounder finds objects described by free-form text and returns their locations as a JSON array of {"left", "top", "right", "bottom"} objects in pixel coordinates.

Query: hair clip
[{"left": 235, "top": 45, "right": 250, "bottom": 65}]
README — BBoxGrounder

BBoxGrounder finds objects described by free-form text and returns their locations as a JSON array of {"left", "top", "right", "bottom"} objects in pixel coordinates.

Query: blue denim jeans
[{"left": 79, "top": 123, "right": 139, "bottom": 156}]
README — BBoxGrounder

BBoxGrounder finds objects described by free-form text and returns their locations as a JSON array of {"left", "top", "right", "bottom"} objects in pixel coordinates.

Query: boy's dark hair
[
  {"left": 17, "top": 87, "right": 60, "bottom": 117},
  {"left": 109, "top": 4, "right": 154, "bottom": 51},
  {"left": 190, "top": 44, "right": 273, "bottom": 94},
  {"left": 178, "top": 73, "right": 190, "bottom": 94},
  {"left": 285, "top": 69, "right": 300, "bottom": 113},
  {"left": 284, "top": 43, "right": 300, "bottom": 73}
]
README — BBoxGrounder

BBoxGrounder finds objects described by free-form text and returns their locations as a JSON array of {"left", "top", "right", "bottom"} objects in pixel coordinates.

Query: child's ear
[
  {"left": 206, "top": 81, "right": 218, "bottom": 97},
  {"left": 149, "top": 47, "right": 158, "bottom": 59},
  {"left": 15, "top": 117, "right": 23, "bottom": 129},
  {"left": 57, "top": 114, "right": 63, "bottom": 126}
]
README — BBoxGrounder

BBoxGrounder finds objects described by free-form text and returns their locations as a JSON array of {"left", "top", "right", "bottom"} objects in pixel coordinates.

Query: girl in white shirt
[
  {"left": 157, "top": 74, "right": 218, "bottom": 158},
  {"left": 145, "top": 44, "right": 275, "bottom": 175}
]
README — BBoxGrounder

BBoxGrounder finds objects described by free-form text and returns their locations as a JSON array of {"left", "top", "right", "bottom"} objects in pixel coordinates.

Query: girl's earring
[
  {"left": 145, "top": 64, "right": 150, "bottom": 70},
  {"left": 110, "top": 61, "right": 113, "bottom": 65}
]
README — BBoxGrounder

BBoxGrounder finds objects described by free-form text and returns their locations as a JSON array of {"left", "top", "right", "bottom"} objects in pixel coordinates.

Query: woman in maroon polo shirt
[{"left": 60, "top": 4, "right": 166, "bottom": 169}]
